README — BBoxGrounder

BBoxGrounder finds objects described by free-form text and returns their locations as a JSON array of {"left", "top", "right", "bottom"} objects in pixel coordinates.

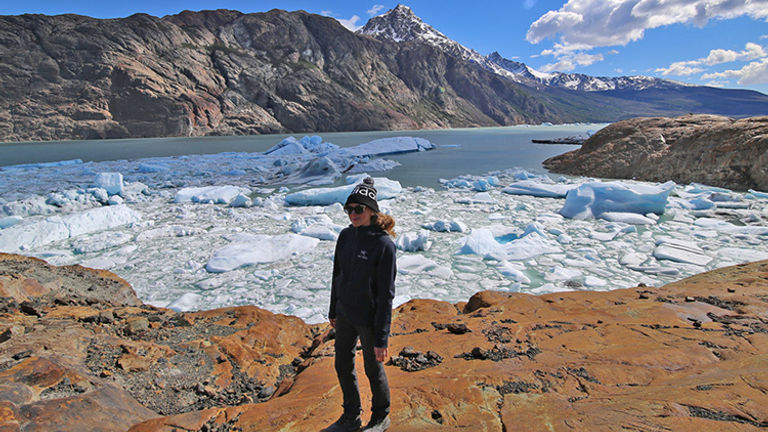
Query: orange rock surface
[{"left": 2, "top": 253, "right": 768, "bottom": 431}]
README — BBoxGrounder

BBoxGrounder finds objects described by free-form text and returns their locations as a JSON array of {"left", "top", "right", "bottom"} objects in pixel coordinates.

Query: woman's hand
[{"left": 374, "top": 346, "right": 388, "bottom": 363}]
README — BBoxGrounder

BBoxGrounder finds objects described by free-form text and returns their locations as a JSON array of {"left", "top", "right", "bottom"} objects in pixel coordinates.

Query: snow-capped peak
[
  {"left": 359, "top": 4, "right": 457, "bottom": 46},
  {"left": 360, "top": 5, "right": 685, "bottom": 93},
  {"left": 358, "top": 6, "right": 519, "bottom": 79}
]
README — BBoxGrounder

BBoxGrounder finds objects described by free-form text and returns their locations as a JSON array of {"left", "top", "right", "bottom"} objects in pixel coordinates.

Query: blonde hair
[{"left": 371, "top": 212, "right": 396, "bottom": 238}]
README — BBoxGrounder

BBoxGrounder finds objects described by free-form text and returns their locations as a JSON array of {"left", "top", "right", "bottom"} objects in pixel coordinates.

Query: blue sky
[{"left": 2, "top": 0, "right": 767, "bottom": 94}]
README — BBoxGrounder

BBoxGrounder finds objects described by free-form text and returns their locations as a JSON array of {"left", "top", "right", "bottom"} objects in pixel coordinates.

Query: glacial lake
[{"left": 0, "top": 124, "right": 605, "bottom": 188}]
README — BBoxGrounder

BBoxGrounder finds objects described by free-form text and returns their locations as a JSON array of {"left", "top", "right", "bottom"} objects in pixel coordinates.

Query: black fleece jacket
[{"left": 329, "top": 224, "right": 397, "bottom": 348}]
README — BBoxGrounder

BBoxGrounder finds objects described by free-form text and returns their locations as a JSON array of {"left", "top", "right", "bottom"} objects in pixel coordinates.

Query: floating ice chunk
[
  {"left": 2, "top": 159, "right": 83, "bottom": 171},
  {"left": 136, "top": 225, "right": 204, "bottom": 242},
  {"left": 137, "top": 163, "right": 169, "bottom": 173},
  {"left": 443, "top": 178, "right": 472, "bottom": 188},
  {"left": 653, "top": 238, "right": 712, "bottom": 266},
  {"left": 285, "top": 177, "right": 402, "bottom": 206},
  {"left": 560, "top": 181, "right": 673, "bottom": 220},
  {"left": 299, "top": 223, "right": 342, "bottom": 241},
  {"left": 175, "top": 186, "right": 249, "bottom": 205},
  {"left": 458, "top": 229, "right": 560, "bottom": 261},
  {"left": 600, "top": 212, "right": 656, "bottom": 225},
  {"left": 205, "top": 233, "right": 319, "bottom": 272},
  {"left": 456, "top": 192, "right": 496, "bottom": 204},
  {"left": 496, "top": 261, "right": 531, "bottom": 283},
  {"left": 0, "top": 216, "right": 22, "bottom": 229},
  {"left": 694, "top": 218, "right": 768, "bottom": 235},
  {"left": 687, "top": 183, "right": 731, "bottom": 194},
  {"left": 90, "top": 188, "right": 109, "bottom": 204},
  {"left": 717, "top": 248, "right": 768, "bottom": 263},
  {"left": 397, "top": 255, "right": 453, "bottom": 279},
  {"left": 457, "top": 229, "right": 508, "bottom": 260},
  {"left": 346, "top": 159, "right": 400, "bottom": 174},
  {"left": 264, "top": 137, "right": 310, "bottom": 156},
  {"left": 620, "top": 252, "right": 648, "bottom": 267},
  {"left": 72, "top": 231, "right": 133, "bottom": 254},
  {"left": 422, "top": 219, "right": 467, "bottom": 233},
  {"left": 502, "top": 180, "right": 575, "bottom": 198},
  {"left": 167, "top": 292, "right": 203, "bottom": 312},
  {"left": 545, "top": 266, "right": 583, "bottom": 281},
  {"left": 95, "top": 172, "right": 124, "bottom": 196},
  {"left": 584, "top": 276, "right": 607, "bottom": 287},
  {"left": 291, "top": 215, "right": 334, "bottom": 233},
  {"left": 395, "top": 230, "right": 431, "bottom": 251},
  {"left": 282, "top": 157, "right": 341, "bottom": 185},
  {"left": 229, "top": 194, "right": 252, "bottom": 208},
  {"left": 505, "top": 232, "right": 563, "bottom": 260},
  {"left": 334, "top": 137, "right": 435, "bottom": 157},
  {"left": 748, "top": 189, "right": 768, "bottom": 199},
  {"left": 590, "top": 231, "right": 617, "bottom": 241},
  {"left": 0, "top": 205, "right": 141, "bottom": 252},
  {"left": 627, "top": 265, "right": 681, "bottom": 276},
  {"left": 529, "top": 283, "right": 572, "bottom": 294},
  {"left": 266, "top": 136, "right": 339, "bottom": 156},
  {"left": 689, "top": 197, "right": 715, "bottom": 210},
  {"left": 2, "top": 195, "right": 53, "bottom": 218},
  {"left": 108, "top": 195, "right": 124, "bottom": 206}
]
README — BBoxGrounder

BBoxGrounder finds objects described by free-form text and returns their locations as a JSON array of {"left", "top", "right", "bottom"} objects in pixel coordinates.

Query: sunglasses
[{"left": 344, "top": 205, "right": 367, "bottom": 215}]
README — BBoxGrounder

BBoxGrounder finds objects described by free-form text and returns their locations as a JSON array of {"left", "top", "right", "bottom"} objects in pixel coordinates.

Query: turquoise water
[{"left": 0, "top": 124, "right": 605, "bottom": 188}]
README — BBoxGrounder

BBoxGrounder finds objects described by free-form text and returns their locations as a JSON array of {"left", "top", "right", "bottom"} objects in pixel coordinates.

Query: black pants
[{"left": 334, "top": 313, "right": 390, "bottom": 417}]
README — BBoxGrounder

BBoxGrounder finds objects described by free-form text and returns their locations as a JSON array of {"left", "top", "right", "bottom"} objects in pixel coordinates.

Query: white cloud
[
  {"left": 367, "top": 5, "right": 385, "bottom": 16},
  {"left": 524, "top": 0, "right": 538, "bottom": 9},
  {"left": 702, "top": 57, "right": 768, "bottom": 84},
  {"left": 540, "top": 52, "right": 605, "bottom": 72},
  {"left": 656, "top": 63, "right": 706, "bottom": 76},
  {"left": 337, "top": 15, "right": 362, "bottom": 31},
  {"left": 527, "top": 0, "right": 768, "bottom": 49},
  {"left": 656, "top": 41, "right": 767, "bottom": 76}
]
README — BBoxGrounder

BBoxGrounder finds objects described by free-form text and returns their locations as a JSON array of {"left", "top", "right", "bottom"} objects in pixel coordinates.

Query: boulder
[{"left": 544, "top": 114, "right": 768, "bottom": 191}]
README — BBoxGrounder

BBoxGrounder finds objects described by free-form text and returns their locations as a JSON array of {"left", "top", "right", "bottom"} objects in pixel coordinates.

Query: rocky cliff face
[
  {"left": 0, "top": 9, "right": 578, "bottom": 143},
  {"left": 3, "top": 252, "right": 768, "bottom": 431},
  {"left": 1, "top": 9, "right": 767, "bottom": 143},
  {"left": 543, "top": 114, "right": 768, "bottom": 191}
]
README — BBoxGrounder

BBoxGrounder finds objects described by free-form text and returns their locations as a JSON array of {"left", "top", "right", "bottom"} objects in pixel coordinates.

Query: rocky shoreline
[
  {"left": 544, "top": 114, "right": 768, "bottom": 192},
  {"left": 3, "top": 252, "right": 768, "bottom": 430}
]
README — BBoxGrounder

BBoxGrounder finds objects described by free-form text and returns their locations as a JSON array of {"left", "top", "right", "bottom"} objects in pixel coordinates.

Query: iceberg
[
  {"left": 457, "top": 229, "right": 561, "bottom": 261},
  {"left": 174, "top": 186, "right": 250, "bottom": 204},
  {"left": 397, "top": 254, "right": 453, "bottom": 279},
  {"left": 95, "top": 172, "right": 124, "bottom": 196},
  {"left": 395, "top": 230, "right": 431, "bottom": 252},
  {"left": 560, "top": 181, "right": 674, "bottom": 220},
  {"left": 653, "top": 237, "right": 712, "bottom": 266},
  {"left": 0, "top": 205, "right": 141, "bottom": 252},
  {"left": 334, "top": 137, "right": 434, "bottom": 157},
  {"left": 422, "top": 219, "right": 468, "bottom": 233},
  {"left": 2, "top": 159, "right": 83, "bottom": 171},
  {"left": 205, "top": 233, "right": 319, "bottom": 273},
  {"left": 503, "top": 180, "right": 576, "bottom": 198},
  {"left": 0, "top": 216, "right": 22, "bottom": 229},
  {"left": 693, "top": 218, "right": 768, "bottom": 236},
  {"left": 600, "top": 212, "right": 657, "bottom": 225}
]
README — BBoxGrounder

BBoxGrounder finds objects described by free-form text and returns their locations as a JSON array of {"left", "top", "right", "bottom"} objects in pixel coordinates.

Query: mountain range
[{"left": 0, "top": 5, "right": 766, "bottom": 142}]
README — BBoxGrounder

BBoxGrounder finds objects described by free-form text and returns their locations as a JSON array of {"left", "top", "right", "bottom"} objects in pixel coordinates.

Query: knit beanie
[{"left": 345, "top": 177, "right": 379, "bottom": 212}]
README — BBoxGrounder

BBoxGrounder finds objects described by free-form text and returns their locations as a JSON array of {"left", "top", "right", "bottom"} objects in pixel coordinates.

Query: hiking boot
[
  {"left": 362, "top": 414, "right": 390, "bottom": 432},
  {"left": 323, "top": 412, "right": 362, "bottom": 432}
]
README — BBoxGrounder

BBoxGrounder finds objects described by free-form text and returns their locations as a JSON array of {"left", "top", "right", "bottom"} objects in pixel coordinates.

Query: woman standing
[{"left": 326, "top": 178, "right": 396, "bottom": 432}]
